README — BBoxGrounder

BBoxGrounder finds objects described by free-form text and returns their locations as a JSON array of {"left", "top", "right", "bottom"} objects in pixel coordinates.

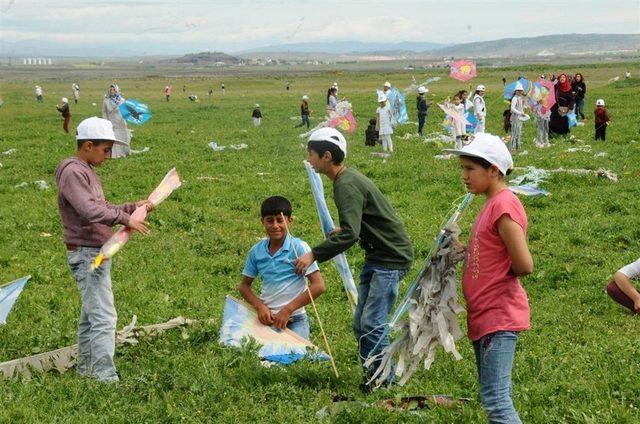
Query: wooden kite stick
[{"left": 280, "top": 214, "right": 340, "bottom": 378}]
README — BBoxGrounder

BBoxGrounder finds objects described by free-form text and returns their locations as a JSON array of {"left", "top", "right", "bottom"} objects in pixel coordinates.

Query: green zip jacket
[{"left": 311, "top": 168, "right": 413, "bottom": 269}]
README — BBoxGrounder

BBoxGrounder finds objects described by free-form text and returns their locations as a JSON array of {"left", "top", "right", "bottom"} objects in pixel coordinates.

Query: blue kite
[
  {"left": 376, "top": 88, "right": 408, "bottom": 125},
  {"left": 304, "top": 161, "right": 358, "bottom": 313},
  {"left": 1, "top": 275, "right": 30, "bottom": 325},
  {"left": 119, "top": 98, "right": 152, "bottom": 126}
]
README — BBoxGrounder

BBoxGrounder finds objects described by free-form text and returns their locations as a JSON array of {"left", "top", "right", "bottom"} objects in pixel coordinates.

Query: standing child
[
  {"left": 239, "top": 196, "right": 325, "bottom": 339},
  {"left": 365, "top": 118, "right": 379, "bottom": 146},
  {"left": 510, "top": 82, "right": 527, "bottom": 151},
  {"left": 35, "top": 85, "right": 43, "bottom": 103},
  {"left": 55, "top": 117, "right": 152, "bottom": 382},
  {"left": 416, "top": 86, "right": 429, "bottom": 136},
  {"left": 594, "top": 99, "right": 610, "bottom": 141},
  {"left": 72, "top": 83, "right": 80, "bottom": 104},
  {"left": 534, "top": 108, "right": 551, "bottom": 148},
  {"left": 473, "top": 85, "right": 486, "bottom": 134},
  {"left": 376, "top": 94, "right": 394, "bottom": 153},
  {"left": 252, "top": 104, "right": 262, "bottom": 126},
  {"left": 296, "top": 95, "right": 311, "bottom": 129},
  {"left": 164, "top": 85, "right": 172, "bottom": 102},
  {"left": 56, "top": 97, "right": 71, "bottom": 133},
  {"left": 445, "top": 133, "right": 533, "bottom": 423},
  {"left": 450, "top": 95, "right": 466, "bottom": 149},
  {"left": 295, "top": 128, "right": 413, "bottom": 391},
  {"left": 221, "top": 83, "right": 226, "bottom": 95}
]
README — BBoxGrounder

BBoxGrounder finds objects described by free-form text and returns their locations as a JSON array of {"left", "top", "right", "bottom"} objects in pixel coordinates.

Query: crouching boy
[
  {"left": 239, "top": 196, "right": 325, "bottom": 339},
  {"left": 55, "top": 117, "right": 152, "bottom": 382}
]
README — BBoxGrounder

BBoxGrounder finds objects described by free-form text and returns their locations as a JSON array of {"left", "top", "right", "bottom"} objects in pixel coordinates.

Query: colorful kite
[
  {"left": 376, "top": 88, "right": 408, "bottom": 125},
  {"left": 119, "top": 98, "right": 152, "bottom": 126},
  {"left": 327, "top": 101, "right": 357, "bottom": 134},
  {"left": 504, "top": 79, "right": 533, "bottom": 100},
  {"left": 529, "top": 78, "right": 556, "bottom": 115},
  {"left": 91, "top": 168, "right": 182, "bottom": 270},
  {"left": 438, "top": 103, "right": 471, "bottom": 134},
  {"left": 450, "top": 59, "right": 477, "bottom": 82},
  {"left": 219, "top": 295, "right": 329, "bottom": 364},
  {"left": 303, "top": 160, "right": 358, "bottom": 313},
  {"left": 509, "top": 185, "right": 550, "bottom": 197},
  {"left": 0, "top": 276, "right": 30, "bottom": 325}
]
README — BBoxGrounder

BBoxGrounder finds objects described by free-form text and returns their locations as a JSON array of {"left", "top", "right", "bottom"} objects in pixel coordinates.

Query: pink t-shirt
[{"left": 462, "top": 189, "right": 530, "bottom": 341}]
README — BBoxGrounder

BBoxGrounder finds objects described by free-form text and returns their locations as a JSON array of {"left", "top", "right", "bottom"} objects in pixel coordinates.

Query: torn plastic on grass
[
  {"left": 91, "top": 168, "right": 181, "bottom": 271},
  {"left": 316, "top": 394, "right": 471, "bottom": 418}
]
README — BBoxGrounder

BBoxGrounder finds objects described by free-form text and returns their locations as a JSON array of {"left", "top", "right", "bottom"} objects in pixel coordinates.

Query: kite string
[{"left": 279, "top": 214, "right": 340, "bottom": 379}]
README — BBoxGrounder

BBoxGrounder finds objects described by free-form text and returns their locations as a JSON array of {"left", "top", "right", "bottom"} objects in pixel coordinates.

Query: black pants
[
  {"left": 418, "top": 114, "right": 426, "bottom": 135},
  {"left": 595, "top": 124, "right": 607, "bottom": 141},
  {"left": 296, "top": 115, "right": 310, "bottom": 128}
]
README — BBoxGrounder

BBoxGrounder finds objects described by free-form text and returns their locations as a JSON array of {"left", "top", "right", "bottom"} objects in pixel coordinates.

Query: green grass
[{"left": 1, "top": 63, "right": 639, "bottom": 423}]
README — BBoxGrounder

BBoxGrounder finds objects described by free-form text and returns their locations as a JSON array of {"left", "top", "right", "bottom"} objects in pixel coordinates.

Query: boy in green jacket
[{"left": 294, "top": 127, "right": 413, "bottom": 390}]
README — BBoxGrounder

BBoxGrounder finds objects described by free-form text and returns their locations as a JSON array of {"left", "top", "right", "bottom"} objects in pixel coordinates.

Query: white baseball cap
[
  {"left": 596, "top": 99, "right": 605, "bottom": 106},
  {"left": 476, "top": 84, "right": 485, "bottom": 91},
  {"left": 76, "top": 117, "right": 126, "bottom": 144},
  {"left": 444, "top": 132, "right": 513, "bottom": 175},
  {"left": 418, "top": 86, "right": 428, "bottom": 94},
  {"left": 514, "top": 81, "right": 524, "bottom": 91},
  {"left": 254, "top": 104, "right": 260, "bottom": 108},
  {"left": 383, "top": 81, "right": 391, "bottom": 88},
  {"left": 61, "top": 97, "right": 68, "bottom": 103},
  {"left": 308, "top": 127, "right": 347, "bottom": 157},
  {"left": 377, "top": 93, "right": 387, "bottom": 103},
  {"left": 302, "top": 95, "right": 309, "bottom": 100}
]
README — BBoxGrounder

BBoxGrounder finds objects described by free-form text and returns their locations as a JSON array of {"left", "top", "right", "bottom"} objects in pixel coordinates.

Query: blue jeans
[
  {"left": 354, "top": 263, "right": 408, "bottom": 377},
  {"left": 66, "top": 247, "right": 118, "bottom": 382},
  {"left": 287, "top": 313, "right": 310, "bottom": 340},
  {"left": 473, "top": 331, "right": 522, "bottom": 424}
]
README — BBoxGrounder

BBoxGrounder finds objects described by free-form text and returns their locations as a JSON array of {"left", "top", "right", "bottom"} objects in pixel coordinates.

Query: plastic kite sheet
[
  {"left": 529, "top": 79, "right": 556, "bottom": 115},
  {"left": 303, "top": 161, "right": 358, "bottom": 313},
  {"left": 377, "top": 88, "right": 408, "bottom": 125},
  {"left": 403, "top": 76, "right": 441, "bottom": 94},
  {"left": 219, "top": 295, "right": 329, "bottom": 364},
  {"left": 0, "top": 276, "right": 30, "bottom": 325},
  {"left": 438, "top": 103, "right": 471, "bottom": 134},
  {"left": 365, "top": 224, "right": 465, "bottom": 387},
  {"left": 119, "top": 98, "right": 152, "bottom": 126},
  {"left": 449, "top": 59, "right": 477, "bottom": 82},
  {"left": 504, "top": 79, "right": 533, "bottom": 100},
  {"left": 91, "top": 168, "right": 182, "bottom": 270},
  {"left": 509, "top": 185, "right": 550, "bottom": 197}
]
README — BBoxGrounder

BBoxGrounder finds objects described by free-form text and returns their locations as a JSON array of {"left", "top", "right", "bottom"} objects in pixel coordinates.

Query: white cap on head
[
  {"left": 444, "top": 132, "right": 513, "bottom": 175},
  {"left": 476, "top": 84, "right": 485, "bottom": 91},
  {"left": 61, "top": 97, "right": 68, "bottom": 103},
  {"left": 76, "top": 117, "right": 126, "bottom": 144},
  {"left": 302, "top": 95, "right": 309, "bottom": 100},
  {"left": 383, "top": 81, "right": 391, "bottom": 88},
  {"left": 308, "top": 127, "right": 347, "bottom": 157},
  {"left": 514, "top": 81, "right": 524, "bottom": 91},
  {"left": 377, "top": 93, "right": 387, "bottom": 103},
  {"left": 596, "top": 99, "right": 605, "bottom": 106},
  {"left": 418, "top": 86, "right": 428, "bottom": 94},
  {"left": 254, "top": 103, "right": 260, "bottom": 108}
]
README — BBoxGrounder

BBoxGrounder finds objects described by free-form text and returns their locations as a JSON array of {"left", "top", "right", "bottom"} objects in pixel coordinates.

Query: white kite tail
[{"left": 303, "top": 160, "right": 358, "bottom": 313}]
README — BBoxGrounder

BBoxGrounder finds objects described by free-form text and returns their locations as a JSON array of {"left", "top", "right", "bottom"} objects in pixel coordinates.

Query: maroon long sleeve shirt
[{"left": 55, "top": 157, "right": 136, "bottom": 247}]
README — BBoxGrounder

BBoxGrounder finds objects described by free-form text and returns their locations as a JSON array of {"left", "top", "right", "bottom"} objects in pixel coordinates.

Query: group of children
[{"left": 57, "top": 110, "right": 540, "bottom": 422}]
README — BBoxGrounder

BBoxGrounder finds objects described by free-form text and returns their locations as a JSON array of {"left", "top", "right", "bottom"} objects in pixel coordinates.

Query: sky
[{"left": 0, "top": 0, "right": 638, "bottom": 56}]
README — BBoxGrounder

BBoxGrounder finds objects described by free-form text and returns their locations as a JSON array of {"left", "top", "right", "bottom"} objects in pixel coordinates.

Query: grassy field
[{"left": 1, "top": 62, "right": 639, "bottom": 423}]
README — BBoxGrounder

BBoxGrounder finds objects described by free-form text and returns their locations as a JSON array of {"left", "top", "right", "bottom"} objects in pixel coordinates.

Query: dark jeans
[
  {"left": 574, "top": 97, "right": 585, "bottom": 119},
  {"left": 595, "top": 124, "right": 607, "bottom": 141},
  {"left": 296, "top": 114, "right": 310, "bottom": 128},
  {"left": 418, "top": 114, "right": 426, "bottom": 135}
]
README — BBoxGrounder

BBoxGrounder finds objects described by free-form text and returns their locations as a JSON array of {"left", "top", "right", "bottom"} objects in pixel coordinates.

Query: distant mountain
[
  {"left": 429, "top": 33, "right": 640, "bottom": 58},
  {"left": 169, "top": 51, "right": 242, "bottom": 65},
  {"left": 235, "top": 41, "right": 447, "bottom": 55}
]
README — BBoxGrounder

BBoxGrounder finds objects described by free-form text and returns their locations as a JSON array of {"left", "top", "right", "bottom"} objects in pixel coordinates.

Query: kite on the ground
[
  {"left": 219, "top": 295, "right": 329, "bottom": 364},
  {"left": 377, "top": 88, "right": 408, "bottom": 125},
  {"left": 509, "top": 185, "right": 550, "bottom": 197},
  {"left": 303, "top": 160, "right": 358, "bottom": 313},
  {"left": 529, "top": 78, "right": 556, "bottom": 115},
  {"left": 0, "top": 276, "right": 30, "bottom": 325},
  {"left": 449, "top": 59, "right": 477, "bottom": 82},
  {"left": 91, "top": 168, "right": 182, "bottom": 270},
  {"left": 119, "top": 98, "right": 152, "bottom": 126}
]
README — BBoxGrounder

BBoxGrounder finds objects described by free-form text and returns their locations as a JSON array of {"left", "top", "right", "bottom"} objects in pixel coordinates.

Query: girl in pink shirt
[{"left": 446, "top": 133, "right": 533, "bottom": 424}]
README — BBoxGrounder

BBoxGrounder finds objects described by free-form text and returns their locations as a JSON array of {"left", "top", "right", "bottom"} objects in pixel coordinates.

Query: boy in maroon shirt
[
  {"left": 594, "top": 99, "right": 610, "bottom": 141},
  {"left": 55, "top": 117, "right": 152, "bottom": 382}
]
